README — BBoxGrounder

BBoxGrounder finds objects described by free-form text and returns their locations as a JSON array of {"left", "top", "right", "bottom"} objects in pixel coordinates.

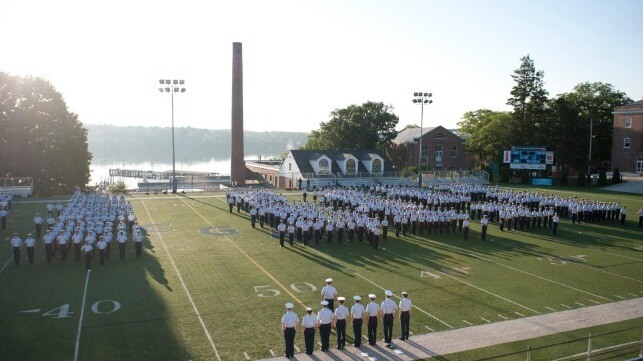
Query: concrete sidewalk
[
  {"left": 601, "top": 173, "right": 643, "bottom": 195},
  {"left": 260, "top": 298, "right": 643, "bottom": 360}
]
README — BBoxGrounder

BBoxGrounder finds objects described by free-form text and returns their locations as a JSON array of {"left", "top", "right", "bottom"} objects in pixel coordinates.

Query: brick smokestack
[{"left": 231, "top": 42, "right": 244, "bottom": 185}]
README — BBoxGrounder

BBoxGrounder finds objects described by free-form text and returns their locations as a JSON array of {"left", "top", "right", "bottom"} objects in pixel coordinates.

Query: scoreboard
[{"left": 503, "top": 147, "right": 553, "bottom": 170}]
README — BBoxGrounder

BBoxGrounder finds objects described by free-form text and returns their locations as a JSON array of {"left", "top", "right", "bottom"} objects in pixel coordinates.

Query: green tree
[
  {"left": 457, "top": 109, "right": 511, "bottom": 167},
  {"left": 0, "top": 72, "right": 91, "bottom": 196},
  {"left": 507, "top": 55, "right": 549, "bottom": 146},
  {"left": 546, "top": 97, "right": 587, "bottom": 170},
  {"left": 557, "top": 82, "right": 631, "bottom": 168},
  {"left": 302, "top": 101, "right": 399, "bottom": 150}
]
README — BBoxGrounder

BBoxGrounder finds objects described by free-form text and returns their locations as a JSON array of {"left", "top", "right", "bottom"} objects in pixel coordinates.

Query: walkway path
[{"left": 259, "top": 297, "right": 643, "bottom": 360}]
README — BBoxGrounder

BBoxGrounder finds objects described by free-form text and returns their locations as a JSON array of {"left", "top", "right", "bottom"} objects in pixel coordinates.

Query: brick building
[
  {"left": 388, "top": 126, "right": 473, "bottom": 171},
  {"left": 611, "top": 98, "right": 643, "bottom": 173}
]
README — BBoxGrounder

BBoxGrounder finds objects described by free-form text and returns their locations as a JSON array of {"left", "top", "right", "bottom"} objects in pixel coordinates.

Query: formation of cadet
[
  {"left": 280, "top": 283, "right": 413, "bottom": 358},
  {"left": 6, "top": 189, "right": 141, "bottom": 269}
]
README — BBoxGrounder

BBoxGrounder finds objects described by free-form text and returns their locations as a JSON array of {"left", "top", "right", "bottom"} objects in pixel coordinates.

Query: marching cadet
[
  {"left": 481, "top": 214, "right": 489, "bottom": 241},
  {"left": 372, "top": 224, "right": 381, "bottom": 250},
  {"left": 11, "top": 233, "right": 22, "bottom": 265},
  {"left": 281, "top": 302, "right": 298, "bottom": 359},
  {"left": 321, "top": 278, "right": 337, "bottom": 312},
  {"left": 133, "top": 229, "right": 144, "bottom": 258},
  {"left": 24, "top": 234, "right": 36, "bottom": 264},
  {"left": 96, "top": 236, "right": 107, "bottom": 265},
  {"left": 398, "top": 291, "right": 412, "bottom": 341},
  {"left": 351, "top": 295, "right": 365, "bottom": 348},
  {"left": 227, "top": 196, "right": 234, "bottom": 213},
  {"left": 317, "top": 300, "right": 333, "bottom": 352},
  {"left": 249, "top": 206, "right": 257, "bottom": 228},
  {"left": 381, "top": 290, "right": 397, "bottom": 346},
  {"left": 81, "top": 240, "right": 93, "bottom": 270},
  {"left": 72, "top": 229, "right": 83, "bottom": 261},
  {"left": 381, "top": 216, "right": 389, "bottom": 239},
  {"left": 638, "top": 208, "right": 643, "bottom": 229},
  {"left": 57, "top": 232, "right": 69, "bottom": 261},
  {"left": 117, "top": 230, "right": 128, "bottom": 258},
  {"left": 34, "top": 213, "right": 43, "bottom": 239},
  {"left": 366, "top": 293, "right": 380, "bottom": 346},
  {"left": 43, "top": 230, "right": 54, "bottom": 263},
  {"left": 277, "top": 220, "right": 286, "bottom": 247},
  {"left": 0, "top": 206, "right": 7, "bottom": 230},
  {"left": 621, "top": 206, "right": 627, "bottom": 225},
  {"left": 301, "top": 307, "right": 316, "bottom": 355},
  {"left": 334, "top": 296, "right": 349, "bottom": 350},
  {"left": 326, "top": 220, "right": 334, "bottom": 244},
  {"left": 552, "top": 213, "right": 560, "bottom": 235},
  {"left": 463, "top": 217, "right": 470, "bottom": 240},
  {"left": 287, "top": 222, "right": 295, "bottom": 246}
]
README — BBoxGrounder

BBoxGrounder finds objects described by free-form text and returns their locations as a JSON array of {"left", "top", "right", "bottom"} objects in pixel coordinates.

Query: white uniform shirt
[
  {"left": 302, "top": 314, "right": 317, "bottom": 328},
  {"left": 24, "top": 237, "right": 36, "bottom": 247},
  {"left": 11, "top": 236, "right": 22, "bottom": 247},
  {"left": 321, "top": 285, "right": 337, "bottom": 300},
  {"left": 281, "top": 311, "right": 299, "bottom": 328},
  {"left": 381, "top": 298, "right": 397, "bottom": 315},
  {"left": 399, "top": 298, "right": 413, "bottom": 312},
  {"left": 366, "top": 301, "right": 380, "bottom": 317},
  {"left": 334, "top": 305, "right": 349, "bottom": 320},
  {"left": 351, "top": 303, "right": 365, "bottom": 319},
  {"left": 317, "top": 308, "right": 333, "bottom": 325}
]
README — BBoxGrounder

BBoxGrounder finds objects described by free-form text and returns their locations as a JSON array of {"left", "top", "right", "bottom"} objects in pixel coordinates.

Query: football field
[{"left": 0, "top": 187, "right": 642, "bottom": 360}]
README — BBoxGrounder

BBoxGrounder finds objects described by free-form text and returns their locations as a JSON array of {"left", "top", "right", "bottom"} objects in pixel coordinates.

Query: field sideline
[{"left": 0, "top": 186, "right": 641, "bottom": 360}]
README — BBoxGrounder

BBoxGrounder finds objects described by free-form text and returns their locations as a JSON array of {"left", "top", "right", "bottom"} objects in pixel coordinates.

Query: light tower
[
  {"left": 158, "top": 79, "right": 186, "bottom": 193},
  {"left": 412, "top": 92, "right": 433, "bottom": 187}
]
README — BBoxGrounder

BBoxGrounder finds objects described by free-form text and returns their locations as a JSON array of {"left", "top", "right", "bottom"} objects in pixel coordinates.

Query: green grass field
[{"left": 0, "top": 186, "right": 641, "bottom": 361}]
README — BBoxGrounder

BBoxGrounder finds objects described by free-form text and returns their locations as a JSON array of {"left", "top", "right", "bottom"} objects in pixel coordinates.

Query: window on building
[
  {"left": 435, "top": 133, "right": 445, "bottom": 139},
  {"left": 319, "top": 159, "right": 330, "bottom": 174},
  {"left": 435, "top": 164, "right": 442, "bottom": 171},
  {"left": 346, "top": 159, "right": 356, "bottom": 174},
  {"left": 288, "top": 163, "right": 292, "bottom": 171},
  {"left": 435, "top": 145, "right": 442, "bottom": 161},
  {"left": 450, "top": 146, "right": 457, "bottom": 157},
  {"left": 624, "top": 118, "right": 632, "bottom": 128},
  {"left": 372, "top": 159, "right": 382, "bottom": 174},
  {"left": 623, "top": 137, "right": 631, "bottom": 149},
  {"left": 421, "top": 145, "right": 428, "bottom": 157}
]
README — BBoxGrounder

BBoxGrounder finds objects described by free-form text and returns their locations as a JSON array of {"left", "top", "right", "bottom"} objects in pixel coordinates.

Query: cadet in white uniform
[
  {"left": 34, "top": 213, "right": 43, "bottom": 239},
  {"left": 133, "top": 229, "right": 144, "bottom": 258},
  {"left": 321, "top": 278, "right": 337, "bottom": 312},
  {"left": 317, "top": 300, "right": 333, "bottom": 352},
  {"left": 351, "top": 295, "right": 365, "bottom": 347},
  {"left": 11, "top": 233, "right": 22, "bottom": 265},
  {"left": 301, "top": 307, "right": 316, "bottom": 355},
  {"left": 365, "top": 293, "right": 380, "bottom": 346},
  {"left": 334, "top": 296, "right": 349, "bottom": 349},
  {"left": 81, "top": 241, "right": 93, "bottom": 270},
  {"left": 281, "top": 302, "right": 299, "bottom": 358},
  {"left": 381, "top": 290, "right": 397, "bottom": 345},
  {"left": 398, "top": 291, "right": 412, "bottom": 341},
  {"left": 24, "top": 234, "right": 36, "bottom": 264}
]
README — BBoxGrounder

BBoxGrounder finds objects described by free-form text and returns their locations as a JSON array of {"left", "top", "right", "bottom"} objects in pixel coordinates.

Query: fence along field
[{"left": 0, "top": 187, "right": 641, "bottom": 360}]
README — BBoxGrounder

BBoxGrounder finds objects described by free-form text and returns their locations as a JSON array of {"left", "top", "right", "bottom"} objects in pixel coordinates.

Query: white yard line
[
  {"left": 560, "top": 304, "right": 572, "bottom": 309},
  {"left": 424, "top": 326, "right": 434, "bottom": 332},
  {"left": 480, "top": 317, "right": 491, "bottom": 323},
  {"left": 497, "top": 314, "right": 508, "bottom": 320},
  {"left": 462, "top": 320, "right": 474, "bottom": 326},
  {"left": 73, "top": 270, "right": 91, "bottom": 361},
  {"left": 0, "top": 256, "right": 12, "bottom": 275},
  {"left": 141, "top": 200, "right": 222, "bottom": 361},
  {"left": 545, "top": 307, "right": 557, "bottom": 312},
  {"left": 514, "top": 311, "right": 525, "bottom": 317},
  {"left": 574, "top": 302, "right": 586, "bottom": 307},
  {"left": 589, "top": 299, "right": 601, "bottom": 304}
]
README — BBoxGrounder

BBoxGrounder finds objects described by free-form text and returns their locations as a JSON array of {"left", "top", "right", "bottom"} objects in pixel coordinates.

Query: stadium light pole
[
  {"left": 412, "top": 92, "right": 433, "bottom": 187},
  {"left": 158, "top": 79, "right": 186, "bottom": 193}
]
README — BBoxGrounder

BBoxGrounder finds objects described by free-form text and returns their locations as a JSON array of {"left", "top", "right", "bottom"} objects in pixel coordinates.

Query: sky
[{"left": 1, "top": 0, "right": 642, "bottom": 133}]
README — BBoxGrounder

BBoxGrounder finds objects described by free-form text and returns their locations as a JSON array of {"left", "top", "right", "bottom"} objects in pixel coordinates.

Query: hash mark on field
[
  {"left": 317, "top": 341, "right": 322, "bottom": 346},
  {"left": 628, "top": 293, "right": 638, "bottom": 297},
  {"left": 561, "top": 304, "right": 572, "bottom": 309},
  {"left": 574, "top": 302, "right": 586, "bottom": 307},
  {"left": 269, "top": 349, "right": 275, "bottom": 356},
  {"left": 545, "top": 307, "right": 557, "bottom": 312},
  {"left": 424, "top": 326, "right": 434, "bottom": 332},
  {"left": 462, "top": 320, "right": 474, "bottom": 326},
  {"left": 481, "top": 317, "right": 491, "bottom": 323},
  {"left": 294, "top": 346, "right": 300, "bottom": 353},
  {"left": 615, "top": 295, "right": 626, "bottom": 300},
  {"left": 243, "top": 352, "right": 251, "bottom": 360},
  {"left": 409, "top": 331, "right": 415, "bottom": 335},
  {"left": 589, "top": 299, "right": 601, "bottom": 305},
  {"left": 497, "top": 314, "right": 508, "bottom": 320},
  {"left": 514, "top": 312, "right": 525, "bottom": 317},
  {"left": 363, "top": 335, "right": 368, "bottom": 340}
]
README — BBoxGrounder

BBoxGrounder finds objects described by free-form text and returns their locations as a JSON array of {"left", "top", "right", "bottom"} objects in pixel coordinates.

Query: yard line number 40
[{"left": 23, "top": 300, "right": 122, "bottom": 319}]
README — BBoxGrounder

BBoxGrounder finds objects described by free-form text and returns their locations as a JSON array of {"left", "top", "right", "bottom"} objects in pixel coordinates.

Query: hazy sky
[{"left": 2, "top": 0, "right": 641, "bottom": 133}]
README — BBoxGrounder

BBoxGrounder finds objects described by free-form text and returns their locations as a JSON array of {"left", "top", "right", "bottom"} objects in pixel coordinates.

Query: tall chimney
[{"left": 231, "top": 42, "right": 244, "bottom": 185}]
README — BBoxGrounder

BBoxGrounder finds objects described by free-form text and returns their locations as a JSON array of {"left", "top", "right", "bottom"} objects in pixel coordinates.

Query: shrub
[
  {"left": 108, "top": 181, "right": 128, "bottom": 195},
  {"left": 598, "top": 169, "right": 607, "bottom": 187},
  {"left": 612, "top": 168, "right": 621, "bottom": 184},
  {"left": 559, "top": 168, "right": 569, "bottom": 186},
  {"left": 576, "top": 171, "right": 586, "bottom": 187}
]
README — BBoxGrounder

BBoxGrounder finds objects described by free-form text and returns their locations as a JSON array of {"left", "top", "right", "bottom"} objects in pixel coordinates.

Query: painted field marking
[
  {"left": 413, "top": 236, "right": 613, "bottom": 301},
  {"left": 243, "top": 351, "right": 251, "bottom": 360},
  {"left": 317, "top": 341, "right": 322, "bottom": 346},
  {"left": 0, "top": 256, "right": 12, "bottom": 275},
  {"left": 269, "top": 349, "right": 275, "bottom": 356},
  {"left": 514, "top": 311, "right": 525, "bottom": 317},
  {"left": 141, "top": 201, "right": 222, "bottom": 361},
  {"left": 185, "top": 199, "right": 308, "bottom": 309},
  {"left": 363, "top": 335, "right": 368, "bottom": 340},
  {"left": 552, "top": 254, "right": 643, "bottom": 283},
  {"left": 481, "top": 317, "right": 491, "bottom": 323},
  {"left": 294, "top": 346, "right": 300, "bottom": 353},
  {"left": 462, "top": 320, "right": 474, "bottom": 326},
  {"left": 615, "top": 295, "right": 626, "bottom": 300},
  {"left": 589, "top": 299, "right": 601, "bottom": 305},
  {"left": 561, "top": 304, "right": 572, "bottom": 309},
  {"left": 574, "top": 302, "right": 586, "bottom": 307},
  {"left": 424, "top": 326, "right": 434, "bottom": 332},
  {"left": 497, "top": 314, "right": 508, "bottom": 320},
  {"left": 628, "top": 293, "right": 638, "bottom": 297},
  {"left": 73, "top": 270, "right": 91, "bottom": 361},
  {"left": 409, "top": 331, "right": 415, "bottom": 335},
  {"left": 545, "top": 307, "right": 557, "bottom": 312},
  {"left": 304, "top": 246, "right": 454, "bottom": 329}
]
